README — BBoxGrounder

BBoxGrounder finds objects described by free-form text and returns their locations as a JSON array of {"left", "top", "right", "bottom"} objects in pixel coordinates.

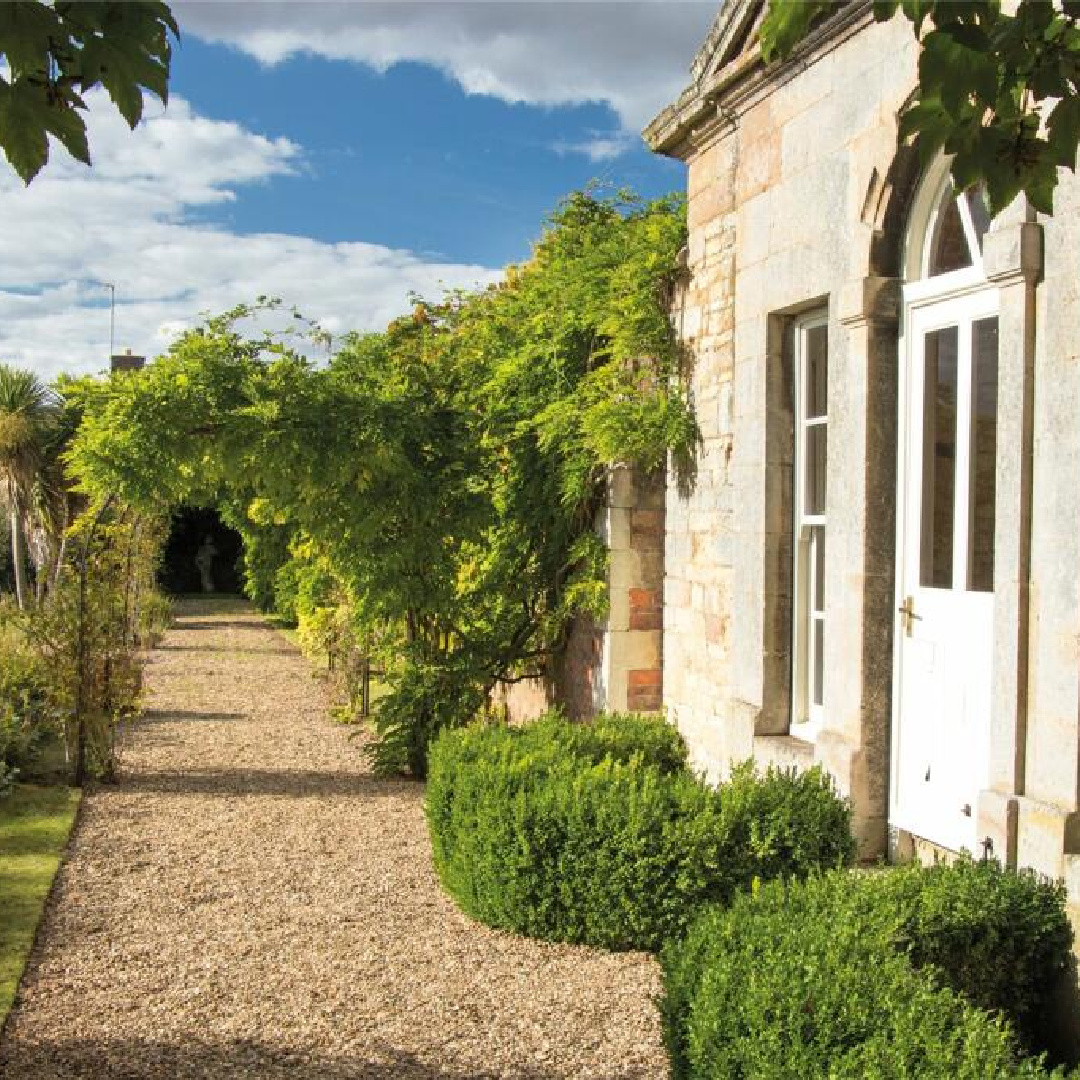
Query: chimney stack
[{"left": 110, "top": 347, "right": 145, "bottom": 373}]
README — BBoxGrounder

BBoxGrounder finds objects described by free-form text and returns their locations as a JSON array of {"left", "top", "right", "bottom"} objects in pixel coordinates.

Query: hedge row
[
  {"left": 425, "top": 713, "right": 855, "bottom": 952},
  {"left": 661, "top": 862, "right": 1075, "bottom": 1079}
]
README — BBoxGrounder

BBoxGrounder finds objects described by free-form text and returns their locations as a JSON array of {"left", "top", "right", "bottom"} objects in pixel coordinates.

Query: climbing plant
[{"left": 68, "top": 189, "right": 696, "bottom": 775}]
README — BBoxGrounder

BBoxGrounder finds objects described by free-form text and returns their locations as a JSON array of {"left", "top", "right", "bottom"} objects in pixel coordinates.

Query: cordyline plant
[{"left": 68, "top": 189, "right": 698, "bottom": 776}]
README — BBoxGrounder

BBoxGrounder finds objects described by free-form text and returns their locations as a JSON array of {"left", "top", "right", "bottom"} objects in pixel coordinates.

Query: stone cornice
[{"left": 643, "top": 0, "right": 876, "bottom": 160}]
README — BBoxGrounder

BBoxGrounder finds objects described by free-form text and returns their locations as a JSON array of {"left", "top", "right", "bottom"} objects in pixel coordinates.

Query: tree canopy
[
  {"left": 0, "top": 1, "right": 177, "bottom": 183},
  {"left": 68, "top": 190, "right": 697, "bottom": 775},
  {"left": 761, "top": 0, "right": 1080, "bottom": 214}
]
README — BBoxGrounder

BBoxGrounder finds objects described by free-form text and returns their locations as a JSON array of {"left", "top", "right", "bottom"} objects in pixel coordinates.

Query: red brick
[
  {"left": 627, "top": 687, "right": 663, "bottom": 711},
  {"left": 628, "top": 668, "right": 662, "bottom": 688},
  {"left": 628, "top": 587, "right": 662, "bottom": 612},
  {"left": 629, "top": 611, "right": 664, "bottom": 631}
]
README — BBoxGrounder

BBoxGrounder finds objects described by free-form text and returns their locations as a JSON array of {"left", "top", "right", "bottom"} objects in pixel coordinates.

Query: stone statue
[{"left": 195, "top": 534, "right": 217, "bottom": 593}]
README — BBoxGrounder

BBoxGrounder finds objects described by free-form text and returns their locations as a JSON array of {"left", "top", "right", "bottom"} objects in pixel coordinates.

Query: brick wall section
[
  {"left": 628, "top": 587, "right": 663, "bottom": 631},
  {"left": 496, "top": 467, "right": 665, "bottom": 722},
  {"left": 627, "top": 667, "right": 663, "bottom": 711}
]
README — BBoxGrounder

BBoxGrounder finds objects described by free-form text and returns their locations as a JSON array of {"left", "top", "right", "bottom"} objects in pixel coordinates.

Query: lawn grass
[{"left": 0, "top": 783, "right": 81, "bottom": 1026}]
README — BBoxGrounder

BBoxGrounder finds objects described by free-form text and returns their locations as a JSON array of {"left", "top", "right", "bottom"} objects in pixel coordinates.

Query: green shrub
[
  {"left": 426, "top": 716, "right": 855, "bottom": 951},
  {"left": 661, "top": 866, "right": 1075, "bottom": 1079},
  {"left": 370, "top": 658, "right": 486, "bottom": 778},
  {"left": 867, "top": 858, "right": 1072, "bottom": 1051},
  {"left": 516, "top": 710, "right": 689, "bottom": 775},
  {"left": 717, "top": 759, "right": 858, "bottom": 886},
  {"left": 0, "top": 621, "right": 51, "bottom": 780}
]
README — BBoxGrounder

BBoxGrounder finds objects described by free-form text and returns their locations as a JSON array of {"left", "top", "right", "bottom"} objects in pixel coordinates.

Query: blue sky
[
  {"left": 0, "top": 2, "right": 717, "bottom": 378},
  {"left": 171, "top": 38, "right": 689, "bottom": 267}
]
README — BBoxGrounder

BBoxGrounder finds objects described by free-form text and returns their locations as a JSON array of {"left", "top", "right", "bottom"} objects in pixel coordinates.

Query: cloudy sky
[{"left": 0, "top": 1, "right": 717, "bottom": 380}]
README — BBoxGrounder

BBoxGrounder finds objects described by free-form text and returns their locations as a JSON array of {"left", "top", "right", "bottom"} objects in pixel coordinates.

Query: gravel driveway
[{"left": 0, "top": 598, "right": 666, "bottom": 1079}]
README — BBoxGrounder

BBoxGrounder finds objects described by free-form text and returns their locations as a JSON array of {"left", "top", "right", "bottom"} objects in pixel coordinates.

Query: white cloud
[
  {"left": 0, "top": 90, "right": 501, "bottom": 381},
  {"left": 176, "top": 1, "right": 717, "bottom": 134},
  {"left": 553, "top": 130, "right": 638, "bottom": 162}
]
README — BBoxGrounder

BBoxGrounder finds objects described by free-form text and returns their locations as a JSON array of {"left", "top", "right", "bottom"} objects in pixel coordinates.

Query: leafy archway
[{"left": 67, "top": 190, "right": 697, "bottom": 776}]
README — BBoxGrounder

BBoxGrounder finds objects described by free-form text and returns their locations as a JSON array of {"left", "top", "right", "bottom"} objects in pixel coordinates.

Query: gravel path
[{"left": 0, "top": 598, "right": 666, "bottom": 1079}]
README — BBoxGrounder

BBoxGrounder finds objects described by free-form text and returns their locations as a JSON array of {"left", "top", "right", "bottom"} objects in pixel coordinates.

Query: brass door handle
[{"left": 898, "top": 595, "right": 922, "bottom": 636}]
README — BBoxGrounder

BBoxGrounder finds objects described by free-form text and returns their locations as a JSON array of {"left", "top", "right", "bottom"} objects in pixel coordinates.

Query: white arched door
[{"left": 892, "top": 168, "right": 998, "bottom": 854}]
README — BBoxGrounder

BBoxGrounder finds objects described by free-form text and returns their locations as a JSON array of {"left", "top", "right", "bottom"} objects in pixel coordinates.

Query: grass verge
[{"left": 0, "top": 784, "right": 81, "bottom": 1026}]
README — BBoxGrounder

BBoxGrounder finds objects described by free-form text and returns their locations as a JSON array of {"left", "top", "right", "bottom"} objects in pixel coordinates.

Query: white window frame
[{"left": 792, "top": 310, "right": 828, "bottom": 736}]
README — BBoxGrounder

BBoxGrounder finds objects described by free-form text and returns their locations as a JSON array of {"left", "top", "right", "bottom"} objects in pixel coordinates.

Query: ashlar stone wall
[{"left": 652, "top": 8, "right": 921, "bottom": 852}]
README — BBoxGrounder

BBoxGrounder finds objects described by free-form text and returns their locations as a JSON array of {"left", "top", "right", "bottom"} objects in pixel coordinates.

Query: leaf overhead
[
  {"left": 762, "top": 0, "right": 1080, "bottom": 216},
  {"left": 0, "top": 1, "right": 176, "bottom": 182}
]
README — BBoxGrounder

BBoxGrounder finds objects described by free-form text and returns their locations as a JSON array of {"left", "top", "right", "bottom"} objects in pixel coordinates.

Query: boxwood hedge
[
  {"left": 661, "top": 862, "right": 1075, "bottom": 1079},
  {"left": 425, "top": 712, "right": 855, "bottom": 952}
]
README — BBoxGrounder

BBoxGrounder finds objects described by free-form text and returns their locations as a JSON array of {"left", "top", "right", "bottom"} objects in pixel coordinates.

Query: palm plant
[{"left": 0, "top": 364, "right": 60, "bottom": 608}]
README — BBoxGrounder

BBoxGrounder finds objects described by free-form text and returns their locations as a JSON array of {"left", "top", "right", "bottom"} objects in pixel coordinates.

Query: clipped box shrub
[
  {"left": 426, "top": 713, "right": 855, "bottom": 952},
  {"left": 513, "top": 710, "right": 689, "bottom": 775},
  {"left": 873, "top": 858, "right": 1073, "bottom": 1052},
  {"left": 661, "top": 863, "right": 1075, "bottom": 1079}
]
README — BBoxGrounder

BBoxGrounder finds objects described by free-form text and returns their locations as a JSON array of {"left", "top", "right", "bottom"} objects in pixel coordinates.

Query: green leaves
[
  {"left": 0, "top": 1, "right": 177, "bottom": 183},
  {"left": 759, "top": 0, "right": 834, "bottom": 64},
  {"left": 763, "top": 0, "right": 1080, "bottom": 216},
  {"left": 67, "top": 189, "right": 695, "bottom": 775}
]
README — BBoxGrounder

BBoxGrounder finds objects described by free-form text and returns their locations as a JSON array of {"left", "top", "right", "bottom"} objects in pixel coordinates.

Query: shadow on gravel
[
  {"left": 126, "top": 767, "right": 418, "bottom": 801},
  {"left": 155, "top": 643, "right": 297, "bottom": 655},
  {"left": 0, "top": 1036, "right": 611, "bottom": 1079},
  {"left": 142, "top": 709, "right": 247, "bottom": 722},
  {"left": 170, "top": 618, "right": 264, "bottom": 631}
]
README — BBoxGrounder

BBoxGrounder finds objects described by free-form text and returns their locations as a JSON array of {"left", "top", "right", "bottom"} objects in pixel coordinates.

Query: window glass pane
[
  {"left": 920, "top": 326, "right": 958, "bottom": 588},
  {"left": 969, "top": 317, "right": 998, "bottom": 592},
  {"left": 812, "top": 619, "right": 824, "bottom": 708},
  {"left": 806, "top": 325, "right": 828, "bottom": 419},
  {"left": 812, "top": 526, "right": 825, "bottom": 614},
  {"left": 805, "top": 425, "right": 827, "bottom": 516},
  {"left": 928, "top": 189, "right": 972, "bottom": 276}
]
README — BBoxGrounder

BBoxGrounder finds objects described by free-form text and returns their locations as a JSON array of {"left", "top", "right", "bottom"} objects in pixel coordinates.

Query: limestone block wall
[
  {"left": 655, "top": 1, "right": 1080, "bottom": 897},
  {"left": 657, "top": 11, "right": 921, "bottom": 850},
  {"left": 1008, "top": 175, "right": 1080, "bottom": 895},
  {"left": 664, "top": 136, "right": 742, "bottom": 781}
]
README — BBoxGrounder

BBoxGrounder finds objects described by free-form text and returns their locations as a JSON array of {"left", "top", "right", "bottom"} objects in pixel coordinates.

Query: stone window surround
[
  {"left": 757, "top": 295, "right": 830, "bottom": 740},
  {"left": 792, "top": 310, "right": 830, "bottom": 738}
]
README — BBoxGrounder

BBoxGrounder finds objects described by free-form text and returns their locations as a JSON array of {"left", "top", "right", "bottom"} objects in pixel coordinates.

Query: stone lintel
[{"left": 838, "top": 274, "right": 901, "bottom": 328}]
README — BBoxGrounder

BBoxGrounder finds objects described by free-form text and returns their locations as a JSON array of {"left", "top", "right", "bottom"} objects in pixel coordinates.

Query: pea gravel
[{"left": 0, "top": 598, "right": 666, "bottom": 1079}]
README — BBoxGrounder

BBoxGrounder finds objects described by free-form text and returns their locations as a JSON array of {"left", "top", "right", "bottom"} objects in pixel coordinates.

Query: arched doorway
[
  {"left": 891, "top": 159, "right": 999, "bottom": 853},
  {"left": 159, "top": 506, "right": 243, "bottom": 596}
]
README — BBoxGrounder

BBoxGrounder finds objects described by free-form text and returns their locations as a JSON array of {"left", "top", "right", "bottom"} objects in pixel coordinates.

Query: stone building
[{"left": 637, "top": 0, "right": 1080, "bottom": 906}]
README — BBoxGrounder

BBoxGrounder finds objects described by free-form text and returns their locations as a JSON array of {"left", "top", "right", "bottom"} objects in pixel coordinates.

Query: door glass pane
[
  {"left": 806, "top": 325, "right": 828, "bottom": 419},
  {"left": 928, "top": 189, "right": 973, "bottom": 276},
  {"left": 969, "top": 317, "right": 998, "bottom": 591},
  {"left": 812, "top": 619, "right": 824, "bottom": 708},
  {"left": 920, "top": 326, "right": 958, "bottom": 588},
  {"left": 805, "top": 425, "right": 827, "bottom": 515}
]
